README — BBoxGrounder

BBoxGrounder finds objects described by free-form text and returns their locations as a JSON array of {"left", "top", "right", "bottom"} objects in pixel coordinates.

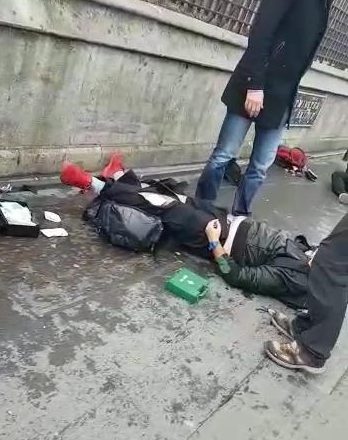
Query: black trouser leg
[
  {"left": 331, "top": 171, "right": 348, "bottom": 196},
  {"left": 118, "top": 169, "right": 142, "bottom": 186},
  {"left": 293, "top": 213, "right": 348, "bottom": 361}
]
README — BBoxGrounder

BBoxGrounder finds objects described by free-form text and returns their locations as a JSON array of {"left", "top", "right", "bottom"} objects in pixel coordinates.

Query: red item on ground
[
  {"left": 101, "top": 153, "right": 124, "bottom": 179},
  {"left": 60, "top": 162, "right": 92, "bottom": 190},
  {"left": 275, "top": 145, "right": 309, "bottom": 171}
]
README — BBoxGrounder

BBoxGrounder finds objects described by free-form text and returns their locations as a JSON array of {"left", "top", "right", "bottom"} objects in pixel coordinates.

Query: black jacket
[
  {"left": 222, "top": 0, "right": 331, "bottom": 128},
  {"left": 218, "top": 219, "right": 312, "bottom": 308}
]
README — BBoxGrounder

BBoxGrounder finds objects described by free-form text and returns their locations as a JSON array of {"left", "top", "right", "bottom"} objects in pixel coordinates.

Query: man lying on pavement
[{"left": 61, "top": 155, "right": 317, "bottom": 311}]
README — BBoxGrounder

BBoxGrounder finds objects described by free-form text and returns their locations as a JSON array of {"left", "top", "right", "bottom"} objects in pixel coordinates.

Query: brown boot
[{"left": 264, "top": 340, "right": 326, "bottom": 374}]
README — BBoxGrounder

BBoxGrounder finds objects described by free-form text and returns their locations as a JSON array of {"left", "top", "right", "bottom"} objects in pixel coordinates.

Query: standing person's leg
[
  {"left": 331, "top": 171, "right": 348, "bottom": 205},
  {"left": 293, "top": 213, "right": 348, "bottom": 360},
  {"left": 232, "top": 118, "right": 286, "bottom": 216},
  {"left": 195, "top": 113, "right": 251, "bottom": 201},
  {"left": 331, "top": 171, "right": 348, "bottom": 196},
  {"left": 265, "top": 213, "right": 348, "bottom": 373}
]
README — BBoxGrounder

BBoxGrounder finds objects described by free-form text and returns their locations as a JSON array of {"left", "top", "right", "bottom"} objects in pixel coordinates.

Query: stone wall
[{"left": 0, "top": 0, "right": 347, "bottom": 177}]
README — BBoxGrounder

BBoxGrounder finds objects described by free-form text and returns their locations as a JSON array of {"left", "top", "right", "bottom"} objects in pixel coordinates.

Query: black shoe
[
  {"left": 305, "top": 169, "right": 318, "bottom": 182},
  {"left": 339, "top": 193, "right": 348, "bottom": 205},
  {"left": 224, "top": 159, "right": 242, "bottom": 187}
]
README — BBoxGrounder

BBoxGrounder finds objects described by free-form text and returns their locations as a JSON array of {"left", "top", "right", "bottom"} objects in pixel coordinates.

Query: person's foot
[
  {"left": 60, "top": 162, "right": 92, "bottom": 190},
  {"left": 268, "top": 308, "right": 294, "bottom": 339},
  {"left": 339, "top": 193, "right": 348, "bottom": 205},
  {"left": 264, "top": 340, "right": 326, "bottom": 374},
  {"left": 101, "top": 153, "right": 124, "bottom": 179}
]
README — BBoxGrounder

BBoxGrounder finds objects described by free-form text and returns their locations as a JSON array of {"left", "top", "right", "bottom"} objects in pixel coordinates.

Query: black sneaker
[
  {"left": 304, "top": 169, "right": 318, "bottom": 182},
  {"left": 339, "top": 193, "right": 348, "bottom": 205}
]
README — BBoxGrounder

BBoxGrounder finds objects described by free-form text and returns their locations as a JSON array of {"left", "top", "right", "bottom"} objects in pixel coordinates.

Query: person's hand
[
  {"left": 205, "top": 219, "right": 222, "bottom": 242},
  {"left": 245, "top": 90, "right": 264, "bottom": 118}
]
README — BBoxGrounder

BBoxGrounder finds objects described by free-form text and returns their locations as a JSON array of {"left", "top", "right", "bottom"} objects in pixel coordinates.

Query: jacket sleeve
[
  {"left": 240, "top": 0, "right": 296, "bottom": 90},
  {"left": 216, "top": 256, "right": 285, "bottom": 297}
]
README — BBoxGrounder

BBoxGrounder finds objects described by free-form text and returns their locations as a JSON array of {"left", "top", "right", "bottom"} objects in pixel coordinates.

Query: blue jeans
[{"left": 195, "top": 112, "right": 286, "bottom": 215}]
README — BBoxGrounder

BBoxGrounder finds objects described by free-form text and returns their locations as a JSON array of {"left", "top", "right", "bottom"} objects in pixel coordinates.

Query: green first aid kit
[{"left": 165, "top": 268, "right": 209, "bottom": 304}]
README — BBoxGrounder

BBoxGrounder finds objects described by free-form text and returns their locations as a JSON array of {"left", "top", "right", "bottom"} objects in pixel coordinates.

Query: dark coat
[
  {"left": 218, "top": 219, "right": 312, "bottom": 309},
  {"left": 222, "top": 0, "right": 332, "bottom": 129}
]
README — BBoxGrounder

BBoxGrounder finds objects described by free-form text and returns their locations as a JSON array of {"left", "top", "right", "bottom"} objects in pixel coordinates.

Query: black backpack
[{"left": 84, "top": 199, "right": 163, "bottom": 252}]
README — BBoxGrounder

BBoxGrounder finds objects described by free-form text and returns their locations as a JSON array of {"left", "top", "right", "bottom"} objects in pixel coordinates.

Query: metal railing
[{"left": 146, "top": 0, "right": 348, "bottom": 70}]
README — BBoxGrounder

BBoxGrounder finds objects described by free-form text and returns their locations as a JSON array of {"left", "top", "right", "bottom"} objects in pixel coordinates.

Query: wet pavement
[{"left": 0, "top": 156, "right": 347, "bottom": 440}]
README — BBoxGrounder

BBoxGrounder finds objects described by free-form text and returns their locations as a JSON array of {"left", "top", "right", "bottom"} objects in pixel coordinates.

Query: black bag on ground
[
  {"left": 84, "top": 199, "right": 163, "bottom": 252},
  {"left": 0, "top": 200, "right": 40, "bottom": 238}
]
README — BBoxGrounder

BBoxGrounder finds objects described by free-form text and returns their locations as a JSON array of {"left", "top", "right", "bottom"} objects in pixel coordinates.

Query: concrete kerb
[
  {"left": 0, "top": 150, "right": 345, "bottom": 192},
  {"left": 0, "top": 163, "right": 204, "bottom": 191}
]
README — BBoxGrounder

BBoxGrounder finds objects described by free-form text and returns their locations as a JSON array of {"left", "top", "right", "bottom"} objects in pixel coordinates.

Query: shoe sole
[
  {"left": 339, "top": 194, "right": 348, "bottom": 205},
  {"left": 265, "top": 348, "right": 326, "bottom": 375},
  {"left": 271, "top": 317, "right": 294, "bottom": 340}
]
